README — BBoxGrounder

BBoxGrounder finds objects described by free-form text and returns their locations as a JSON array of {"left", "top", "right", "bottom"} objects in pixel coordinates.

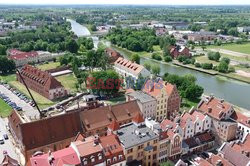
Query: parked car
[
  {"left": 0, "top": 139, "right": 4, "bottom": 145},
  {"left": 3, "top": 134, "right": 8, "bottom": 140}
]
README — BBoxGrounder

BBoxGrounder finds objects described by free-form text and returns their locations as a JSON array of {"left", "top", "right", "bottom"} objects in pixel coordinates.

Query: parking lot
[{"left": 0, "top": 84, "right": 39, "bottom": 119}]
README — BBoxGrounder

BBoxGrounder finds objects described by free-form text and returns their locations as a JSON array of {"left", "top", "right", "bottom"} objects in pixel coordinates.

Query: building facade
[{"left": 17, "top": 64, "right": 68, "bottom": 100}]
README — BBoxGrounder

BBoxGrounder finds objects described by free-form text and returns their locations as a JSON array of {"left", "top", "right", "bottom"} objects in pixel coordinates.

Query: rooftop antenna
[{"left": 16, "top": 69, "right": 45, "bottom": 118}]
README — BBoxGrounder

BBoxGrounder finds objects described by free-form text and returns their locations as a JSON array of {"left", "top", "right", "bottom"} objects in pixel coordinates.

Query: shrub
[
  {"left": 208, "top": 51, "right": 221, "bottom": 61},
  {"left": 201, "top": 63, "right": 213, "bottom": 70},
  {"left": 164, "top": 56, "right": 172, "bottom": 62},
  {"left": 151, "top": 53, "right": 162, "bottom": 61},
  {"left": 229, "top": 66, "right": 235, "bottom": 73},
  {"left": 221, "top": 57, "right": 230, "bottom": 64},
  {"left": 195, "top": 63, "right": 201, "bottom": 68}
]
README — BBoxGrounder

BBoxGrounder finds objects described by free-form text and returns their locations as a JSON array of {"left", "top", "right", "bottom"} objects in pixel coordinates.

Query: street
[{"left": 0, "top": 118, "right": 19, "bottom": 163}]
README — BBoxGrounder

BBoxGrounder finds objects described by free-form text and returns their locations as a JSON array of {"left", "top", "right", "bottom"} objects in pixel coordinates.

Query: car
[
  {"left": 0, "top": 139, "right": 4, "bottom": 145},
  {"left": 16, "top": 107, "right": 22, "bottom": 111},
  {"left": 3, "top": 134, "right": 8, "bottom": 140},
  {"left": 48, "top": 107, "right": 54, "bottom": 111}
]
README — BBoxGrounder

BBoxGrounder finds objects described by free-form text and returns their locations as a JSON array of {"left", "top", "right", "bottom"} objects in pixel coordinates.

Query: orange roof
[
  {"left": 231, "top": 111, "right": 250, "bottom": 128},
  {"left": 114, "top": 57, "right": 145, "bottom": 75},
  {"left": 160, "top": 119, "right": 177, "bottom": 131},
  {"left": 143, "top": 80, "right": 177, "bottom": 98},
  {"left": 100, "top": 134, "right": 124, "bottom": 158},
  {"left": 198, "top": 96, "right": 232, "bottom": 120},
  {"left": 208, "top": 154, "right": 233, "bottom": 166},
  {"left": 231, "top": 134, "right": 250, "bottom": 153},
  {"left": 74, "top": 136, "right": 103, "bottom": 157},
  {"left": 108, "top": 120, "right": 120, "bottom": 131},
  {"left": 132, "top": 113, "right": 144, "bottom": 123}
]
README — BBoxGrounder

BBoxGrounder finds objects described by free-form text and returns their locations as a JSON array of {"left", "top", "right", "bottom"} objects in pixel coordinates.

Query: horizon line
[{"left": 1, "top": 3, "right": 250, "bottom": 6}]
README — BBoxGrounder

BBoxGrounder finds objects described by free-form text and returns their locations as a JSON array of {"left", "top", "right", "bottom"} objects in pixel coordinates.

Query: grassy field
[
  {"left": 207, "top": 43, "right": 250, "bottom": 54},
  {"left": 195, "top": 55, "right": 219, "bottom": 65},
  {"left": 0, "top": 74, "right": 16, "bottom": 83},
  {"left": 9, "top": 81, "right": 54, "bottom": 109},
  {"left": 0, "top": 99, "right": 12, "bottom": 118},
  {"left": 105, "top": 95, "right": 126, "bottom": 105},
  {"left": 36, "top": 62, "right": 61, "bottom": 71},
  {"left": 56, "top": 73, "right": 78, "bottom": 93}
]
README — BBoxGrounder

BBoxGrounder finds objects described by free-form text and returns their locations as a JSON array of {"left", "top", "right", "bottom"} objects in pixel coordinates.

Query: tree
[
  {"left": 90, "top": 24, "right": 97, "bottom": 31},
  {"left": 151, "top": 53, "right": 162, "bottom": 61},
  {"left": 143, "top": 62, "right": 151, "bottom": 71},
  {"left": 151, "top": 65, "right": 160, "bottom": 76},
  {"left": 65, "top": 39, "right": 79, "bottom": 53},
  {"left": 0, "top": 44, "right": 7, "bottom": 55},
  {"left": 221, "top": 57, "right": 230, "bottom": 64},
  {"left": 131, "top": 54, "right": 140, "bottom": 64},
  {"left": 0, "top": 56, "right": 16, "bottom": 74},
  {"left": 185, "top": 84, "right": 204, "bottom": 101},
  {"left": 208, "top": 51, "right": 221, "bottom": 61},
  {"left": 218, "top": 61, "right": 229, "bottom": 73},
  {"left": 201, "top": 45, "right": 206, "bottom": 51}
]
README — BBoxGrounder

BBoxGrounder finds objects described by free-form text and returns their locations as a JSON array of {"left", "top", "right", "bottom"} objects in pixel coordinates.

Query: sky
[{"left": 1, "top": 0, "right": 250, "bottom": 5}]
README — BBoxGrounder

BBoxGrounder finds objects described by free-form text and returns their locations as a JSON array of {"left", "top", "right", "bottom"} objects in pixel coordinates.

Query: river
[
  {"left": 67, "top": 19, "right": 99, "bottom": 48},
  {"left": 68, "top": 19, "right": 250, "bottom": 110},
  {"left": 114, "top": 46, "right": 250, "bottom": 110}
]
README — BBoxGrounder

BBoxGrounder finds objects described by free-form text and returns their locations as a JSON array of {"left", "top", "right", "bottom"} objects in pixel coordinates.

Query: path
[{"left": 210, "top": 48, "right": 250, "bottom": 58}]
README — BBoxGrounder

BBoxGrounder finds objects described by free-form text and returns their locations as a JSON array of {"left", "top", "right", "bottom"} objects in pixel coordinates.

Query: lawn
[
  {"left": 180, "top": 98, "right": 199, "bottom": 112},
  {"left": 56, "top": 73, "right": 78, "bottom": 93},
  {"left": 0, "top": 99, "right": 12, "bottom": 118},
  {"left": 9, "top": 81, "right": 54, "bottom": 109},
  {"left": 0, "top": 74, "right": 16, "bottom": 83},
  {"left": 195, "top": 55, "right": 219, "bottom": 65},
  {"left": 105, "top": 95, "right": 126, "bottom": 105},
  {"left": 36, "top": 62, "right": 61, "bottom": 71},
  {"left": 208, "top": 43, "right": 250, "bottom": 55}
]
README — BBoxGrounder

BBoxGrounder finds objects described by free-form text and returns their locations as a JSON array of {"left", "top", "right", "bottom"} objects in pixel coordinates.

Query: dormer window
[
  {"left": 113, "top": 157, "right": 117, "bottom": 162},
  {"left": 107, "top": 159, "right": 111, "bottom": 164},
  {"left": 119, "top": 155, "right": 123, "bottom": 160},
  {"left": 98, "top": 153, "right": 102, "bottom": 160},
  {"left": 91, "top": 156, "right": 95, "bottom": 162},
  {"left": 82, "top": 158, "right": 87, "bottom": 165}
]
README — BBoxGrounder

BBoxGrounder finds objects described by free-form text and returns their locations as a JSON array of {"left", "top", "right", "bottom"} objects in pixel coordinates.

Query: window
[
  {"left": 119, "top": 155, "right": 123, "bottom": 160},
  {"left": 107, "top": 159, "right": 111, "bottom": 164},
  {"left": 98, "top": 153, "right": 102, "bottom": 160},
  {"left": 153, "top": 139, "right": 158, "bottom": 144},
  {"left": 91, "top": 156, "right": 95, "bottom": 163},
  {"left": 153, "top": 154, "right": 157, "bottom": 160},
  {"left": 113, "top": 157, "right": 117, "bottom": 162},
  {"left": 82, "top": 159, "right": 87, "bottom": 165},
  {"left": 127, "top": 148, "right": 133, "bottom": 154},
  {"left": 153, "top": 146, "right": 157, "bottom": 151}
]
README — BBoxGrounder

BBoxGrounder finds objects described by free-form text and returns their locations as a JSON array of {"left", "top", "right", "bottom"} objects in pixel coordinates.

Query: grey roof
[
  {"left": 116, "top": 122, "right": 158, "bottom": 149},
  {"left": 127, "top": 91, "right": 156, "bottom": 103}
]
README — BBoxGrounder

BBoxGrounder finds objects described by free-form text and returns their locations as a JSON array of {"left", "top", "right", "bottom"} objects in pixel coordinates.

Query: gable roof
[
  {"left": 19, "top": 65, "right": 63, "bottom": 90},
  {"left": 9, "top": 110, "right": 82, "bottom": 150},
  {"left": 198, "top": 96, "right": 232, "bottom": 120},
  {"left": 80, "top": 100, "right": 141, "bottom": 131},
  {"left": 8, "top": 49, "right": 38, "bottom": 60},
  {"left": 114, "top": 57, "right": 146, "bottom": 76},
  {"left": 0, "top": 151, "right": 19, "bottom": 166},
  {"left": 230, "top": 111, "right": 250, "bottom": 128},
  {"left": 30, "top": 147, "right": 80, "bottom": 166}
]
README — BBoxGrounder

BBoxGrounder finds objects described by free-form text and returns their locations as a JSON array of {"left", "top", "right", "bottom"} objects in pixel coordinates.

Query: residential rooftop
[
  {"left": 116, "top": 122, "right": 158, "bottom": 149},
  {"left": 126, "top": 91, "right": 156, "bottom": 103}
]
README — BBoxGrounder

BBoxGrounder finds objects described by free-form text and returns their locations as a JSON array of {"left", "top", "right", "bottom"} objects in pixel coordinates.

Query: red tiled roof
[
  {"left": 9, "top": 49, "right": 38, "bottom": 60},
  {"left": 19, "top": 65, "right": 63, "bottom": 90},
  {"left": 198, "top": 96, "right": 232, "bottom": 120},
  {"left": 108, "top": 120, "right": 120, "bottom": 131},
  {"left": 30, "top": 147, "right": 80, "bottom": 166},
  {"left": 100, "top": 134, "right": 124, "bottom": 158},
  {"left": 1, "top": 151, "right": 19, "bottom": 166},
  {"left": 114, "top": 57, "right": 145, "bottom": 75},
  {"left": 73, "top": 136, "right": 103, "bottom": 157},
  {"left": 132, "top": 113, "right": 144, "bottom": 124},
  {"left": 9, "top": 110, "right": 82, "bottom": 150},
  {"left": 208, "top": 154, "right": 233, "bottom": 166},
  {"left": 230, "top": 111, "right": 250, "bottom": 128},
  {"left": 231, "top": 134, "right": 250, "bottom": 153},
  {"left": 143, "top": 80, "right": 177, "bottom": 98}
]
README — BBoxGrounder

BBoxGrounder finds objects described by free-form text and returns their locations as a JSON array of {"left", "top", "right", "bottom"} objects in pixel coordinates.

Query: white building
[
  {"left": 114, "top": 57, "right": 151, "bottom": 81},
  {"left": 126, "top": 90, "right": 157, "bottom": 119}
]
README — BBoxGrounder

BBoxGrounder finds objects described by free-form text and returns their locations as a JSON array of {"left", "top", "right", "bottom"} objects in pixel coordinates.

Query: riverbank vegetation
[{"left": 107, "top": 28, "right": 159, "bottom": 52}]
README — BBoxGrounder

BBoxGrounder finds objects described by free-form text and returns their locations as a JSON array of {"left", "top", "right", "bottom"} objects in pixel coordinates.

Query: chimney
[
  {"left": 216, "top": 160, "right": 222, "bottom": 166},
  {"left": 247, "top": 119, "right": 250, "bottom": 125},
  {"left": 93, "top": 136, "right": 99, "bottom": 146},
  {"left": 208, "top": 107, "right": 212, "bottom": 113}
]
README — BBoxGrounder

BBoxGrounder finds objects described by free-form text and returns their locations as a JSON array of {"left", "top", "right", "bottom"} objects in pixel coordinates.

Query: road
[
  {"left": 210, "top": 48, "right": 250, "bottom": 58},
  {"left": 0, "top": 118, "right": 19, "bottom": 163},
  {"left": 0, "top": 84, "right": 38, "bottom": 120}
]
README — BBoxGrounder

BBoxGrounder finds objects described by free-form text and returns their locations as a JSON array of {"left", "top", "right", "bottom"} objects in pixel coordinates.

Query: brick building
[
  {"left": 169, "top": 46, "right": 191, "bottom": 59},
  {"left": 143, "top": 79, "right": 181, "bottom": 121},
  {"left": 17, "top": 65, "right": 68, "bottom": 100}
]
